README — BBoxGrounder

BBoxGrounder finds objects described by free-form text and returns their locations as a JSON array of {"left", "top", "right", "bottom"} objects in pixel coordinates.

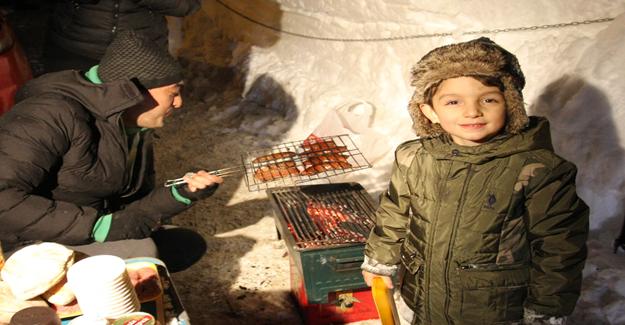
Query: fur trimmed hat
[
  {"left": 408, "top": 37, "right": 529, "bottom": 137},
  {"left": 98, "top": 30, "right": 183, "bottom": 89}
]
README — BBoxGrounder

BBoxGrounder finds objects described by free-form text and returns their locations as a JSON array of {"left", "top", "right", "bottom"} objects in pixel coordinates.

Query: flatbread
[
  {"left": 42, "top": 275, "right": 75, "bottom": 306},
  {"left": 0, "top": 281, "right": 48, "bottom": 324},
  {"left": 0, "top": 242, "right": 74, "bottom": 301}
]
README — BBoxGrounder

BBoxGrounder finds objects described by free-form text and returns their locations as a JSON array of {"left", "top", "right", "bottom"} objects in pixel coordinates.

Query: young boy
[{"left": 361, "top": 38, "right": 589, "bottom": 324}]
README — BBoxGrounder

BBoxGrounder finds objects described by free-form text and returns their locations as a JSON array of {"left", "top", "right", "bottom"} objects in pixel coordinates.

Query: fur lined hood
[{"left": 408, "top": 37, "right": 529, "bottom": 138}]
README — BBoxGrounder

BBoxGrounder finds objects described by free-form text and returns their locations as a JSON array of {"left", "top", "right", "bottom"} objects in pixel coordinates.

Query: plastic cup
[{"left": 67, "top": 255, "right": 140, "bottom": 320}]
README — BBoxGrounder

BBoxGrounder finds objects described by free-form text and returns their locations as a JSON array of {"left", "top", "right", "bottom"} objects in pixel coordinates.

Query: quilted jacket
[
  {"left": 365, "top": 117, "right": 589, "bottom": 324},
  {"left": 48, "top": 0, "right": 201, "bottom": 59},
  {"left": 0, "top": 71, "right": 189, "bottom": 252}
]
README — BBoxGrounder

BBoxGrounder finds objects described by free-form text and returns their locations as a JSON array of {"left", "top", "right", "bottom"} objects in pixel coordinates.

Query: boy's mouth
[{"left": 460, "top": 123, "right": 486, "bottom": 129}]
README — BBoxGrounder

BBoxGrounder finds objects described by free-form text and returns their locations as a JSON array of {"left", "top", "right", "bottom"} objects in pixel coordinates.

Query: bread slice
[
  {"left": 0, "top": 281, "right": 48, "bottom": 324},
  {"left": 0, "top": 243, "right": 75, "bottom": 301}
]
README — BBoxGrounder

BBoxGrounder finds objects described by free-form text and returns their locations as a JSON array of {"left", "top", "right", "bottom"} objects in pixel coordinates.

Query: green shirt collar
[{"left": 84, "top": 65, "right": 103, "bottom": 84}]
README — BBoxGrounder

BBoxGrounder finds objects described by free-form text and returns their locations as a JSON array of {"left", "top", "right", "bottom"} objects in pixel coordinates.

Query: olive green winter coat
[{"left": 365, "top": 117, "right": 589, "bottom": 324}]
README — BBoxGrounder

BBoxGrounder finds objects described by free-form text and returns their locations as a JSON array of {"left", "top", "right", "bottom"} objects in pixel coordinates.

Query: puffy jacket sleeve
[
  {"left": 0, "top": 99, "right": 100, "bottom": 247},
  {"left": 364, "top": 143, "right": 415, "bottom": 265},
  {"left": 523, "top": 159, "right": 589, "bottom": 316},
  {"left": 134, "top": 0, "right": 201, "bottom": 16}
]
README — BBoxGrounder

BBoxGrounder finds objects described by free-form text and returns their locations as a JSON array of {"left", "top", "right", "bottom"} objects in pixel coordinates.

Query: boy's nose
[{"left": 463, "top": 102, "right": 482, "bottom": 117}]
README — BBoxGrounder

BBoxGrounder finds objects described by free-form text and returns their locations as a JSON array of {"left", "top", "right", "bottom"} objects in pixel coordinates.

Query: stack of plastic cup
[{"left": 67, "top": 255, "right": 140, "bottom": 320}]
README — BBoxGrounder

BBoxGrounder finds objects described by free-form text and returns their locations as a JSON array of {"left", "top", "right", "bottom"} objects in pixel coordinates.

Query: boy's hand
[{"left": 362, "top": 270, "right": 394, "bottom": 289}]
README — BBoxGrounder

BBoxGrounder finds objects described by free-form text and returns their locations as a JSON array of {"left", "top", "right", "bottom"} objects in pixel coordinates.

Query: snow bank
[{"left": 180, "top": 0, "right": 625, "bottom": 237}]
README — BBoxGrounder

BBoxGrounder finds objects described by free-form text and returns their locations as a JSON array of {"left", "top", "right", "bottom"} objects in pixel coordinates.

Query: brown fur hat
[{"left": 408, "top": 37, "right": 529, "bottom": 137}]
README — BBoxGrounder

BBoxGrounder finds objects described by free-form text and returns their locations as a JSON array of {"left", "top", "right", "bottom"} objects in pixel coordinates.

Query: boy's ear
[{"left": 419, "top": 104, "right": 440, "bottom": 124}]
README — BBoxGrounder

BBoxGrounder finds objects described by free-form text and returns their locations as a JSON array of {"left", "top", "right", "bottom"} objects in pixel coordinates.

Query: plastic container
[{"left": 9, "top": 306, "right": 61, "bottom": 325}]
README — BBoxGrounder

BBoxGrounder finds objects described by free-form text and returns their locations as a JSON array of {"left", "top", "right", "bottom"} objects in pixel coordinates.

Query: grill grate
[
  {"left": 268, "top": 183, "right": 376, "bottom": 250},
  {"left": 242, "top": 134, "right": 371, "bottom": 192}
]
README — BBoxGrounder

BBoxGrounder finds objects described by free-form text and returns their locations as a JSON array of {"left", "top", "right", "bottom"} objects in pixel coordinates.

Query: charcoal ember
[{"left": 305, "top": 201, "right": 366, "bottom": 241}]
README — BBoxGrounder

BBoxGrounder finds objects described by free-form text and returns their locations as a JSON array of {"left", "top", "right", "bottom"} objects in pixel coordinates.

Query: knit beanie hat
[
  {"left": 98, "top": 30, "right": 183, "bottom": 89},
  {"left": 408, "top": 37, "right": 529, "bottom": 138}
]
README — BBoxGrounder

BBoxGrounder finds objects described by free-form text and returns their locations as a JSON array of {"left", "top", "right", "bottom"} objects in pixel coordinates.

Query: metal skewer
[{"left": 163, "top": 166, "right": 244, "bottom": 187}]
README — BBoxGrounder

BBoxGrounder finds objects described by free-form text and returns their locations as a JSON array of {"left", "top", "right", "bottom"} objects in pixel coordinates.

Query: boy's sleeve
[
  {"left": 364, "top": 145, "right": 413, "bottom": 266},
  {"left": 523, "top": 160, "right": 589, "bottom": 317}
]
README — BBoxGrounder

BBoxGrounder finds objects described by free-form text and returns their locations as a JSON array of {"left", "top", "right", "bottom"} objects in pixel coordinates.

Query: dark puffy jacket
[
  {"left": 48, "top": 0, "right": 201, "bottom": 59},
  {"left": 0, "top": 71, "right": 190, "bottom": 252},
  {"left": 365, "top": 117, "right": 589, "bottom": 324}
]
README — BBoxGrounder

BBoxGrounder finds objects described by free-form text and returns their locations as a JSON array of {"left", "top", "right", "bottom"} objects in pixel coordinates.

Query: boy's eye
[
  {"left": 445, "top": 100, "right": 459, "bottom": 105},
  {"left": 483, "top": 97, "right": 500, "bottom": 104}
]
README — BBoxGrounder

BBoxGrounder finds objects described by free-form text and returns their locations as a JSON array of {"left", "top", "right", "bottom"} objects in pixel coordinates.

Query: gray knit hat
[
  {"left": 98, "top": 30, "right": 183, "bottom": 89},
  {"left": 408, "top": 37, "right": 528, "bottom": 137}
]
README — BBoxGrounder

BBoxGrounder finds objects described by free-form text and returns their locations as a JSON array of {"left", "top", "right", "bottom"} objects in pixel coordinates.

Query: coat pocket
[
  {"left": 399, "top": 245, "right": 424, "bottom": 311},
  {"left": 458, "top": 263, "right": 528, "bottom": 324}
]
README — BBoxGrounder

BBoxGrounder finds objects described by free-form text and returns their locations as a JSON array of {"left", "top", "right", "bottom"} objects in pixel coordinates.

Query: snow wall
[{"left": 177, "top": 0, "right": 625, "bottom": 244}]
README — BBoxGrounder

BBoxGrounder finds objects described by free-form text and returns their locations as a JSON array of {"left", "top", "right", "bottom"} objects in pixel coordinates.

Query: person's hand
[
  {"left": 362, "top": 270, "right": 394, "bottom": 289},
  {"left": 182, "top": 170, "right": 223, "bottom": 192},
  {"left": 176, "top": 170, "right": 224, "bottom": 201}
]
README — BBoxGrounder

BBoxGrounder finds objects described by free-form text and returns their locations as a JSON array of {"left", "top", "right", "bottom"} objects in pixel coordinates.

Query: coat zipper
[
  {"left": 424, "top": 161, "right": 452, "bottom": 323},
  {"left": 444, "top": 162, "right": 473, "bottom": 324},
  {"left": 458, "top": 262, "right": 527, "bottom": 271}
]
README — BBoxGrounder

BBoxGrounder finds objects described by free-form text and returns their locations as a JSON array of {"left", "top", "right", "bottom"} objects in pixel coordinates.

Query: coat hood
[
  {"left": 421, "top": 116, "right": 552, "bottom": 164},
  {"left": 15, "top": 70, "right": 145, "bottom": 120}
]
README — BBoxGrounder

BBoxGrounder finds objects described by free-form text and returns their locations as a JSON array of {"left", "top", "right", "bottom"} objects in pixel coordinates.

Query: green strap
[
  {"left": 84, "top": 65, "right": 102, "bottom": 84},
  {"left": 92, "top": 214, "right": 113, "bottom": 242},
  {"left": 171, "top": 186, "right": 192, "bottom": 205}
]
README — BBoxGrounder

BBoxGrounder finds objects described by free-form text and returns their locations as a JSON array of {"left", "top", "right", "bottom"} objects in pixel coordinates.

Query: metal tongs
[{"left": 163, "top": 166, "right": 244, "bottom": 187}]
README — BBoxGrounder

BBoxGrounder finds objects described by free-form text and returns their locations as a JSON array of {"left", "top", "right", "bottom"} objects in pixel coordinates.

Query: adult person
[
  {"left": 0, "top": 30, "right": 222, "bottom": 272},
  {"left": 43, "top": 0, "right": 200, "bottom": 72}
]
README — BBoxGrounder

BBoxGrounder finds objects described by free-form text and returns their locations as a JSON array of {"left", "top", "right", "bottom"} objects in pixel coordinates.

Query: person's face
[
  {"left": 123, "top": 82, "right": 183, "bottom": 128},
  {"left": 419, "top": 76, "right": 507, "bottom": 146}
]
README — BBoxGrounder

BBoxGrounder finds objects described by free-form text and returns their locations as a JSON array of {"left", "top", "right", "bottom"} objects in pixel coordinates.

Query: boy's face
[
  {"left": 122, "top": 82, "right": 183, "bottom": 128},
  {"left": 419, "top": 76, "right": 506, "bottom": 146}
]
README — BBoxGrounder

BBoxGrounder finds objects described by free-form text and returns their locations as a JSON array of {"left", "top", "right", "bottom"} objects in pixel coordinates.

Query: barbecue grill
[
  {"left": 164, "top": 134, "right": 372, "bottom": 192},
  {"left": 243, "top": 134, "right": 371, "bottom": 191},
  {"left": 267, "top": 183, "right": 379, "bottom": 324}
]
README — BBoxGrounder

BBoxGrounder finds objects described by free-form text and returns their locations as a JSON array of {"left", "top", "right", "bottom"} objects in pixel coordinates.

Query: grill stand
[{"left": 267, "top": 183, "right": 380, "bottom": 324}]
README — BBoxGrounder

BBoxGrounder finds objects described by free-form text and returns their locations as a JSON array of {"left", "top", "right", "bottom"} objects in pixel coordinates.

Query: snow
[{"left": 175, "top": 0, "right": 625, "bottom": 323}]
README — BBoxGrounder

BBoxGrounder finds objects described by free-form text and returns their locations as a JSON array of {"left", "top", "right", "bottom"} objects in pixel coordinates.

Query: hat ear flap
[
  {"left": 502, "top": 76, "right": 529, "bottom": 134},
  {"left": 408, "top": 91, "right": 445, "bottom": 138}
]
